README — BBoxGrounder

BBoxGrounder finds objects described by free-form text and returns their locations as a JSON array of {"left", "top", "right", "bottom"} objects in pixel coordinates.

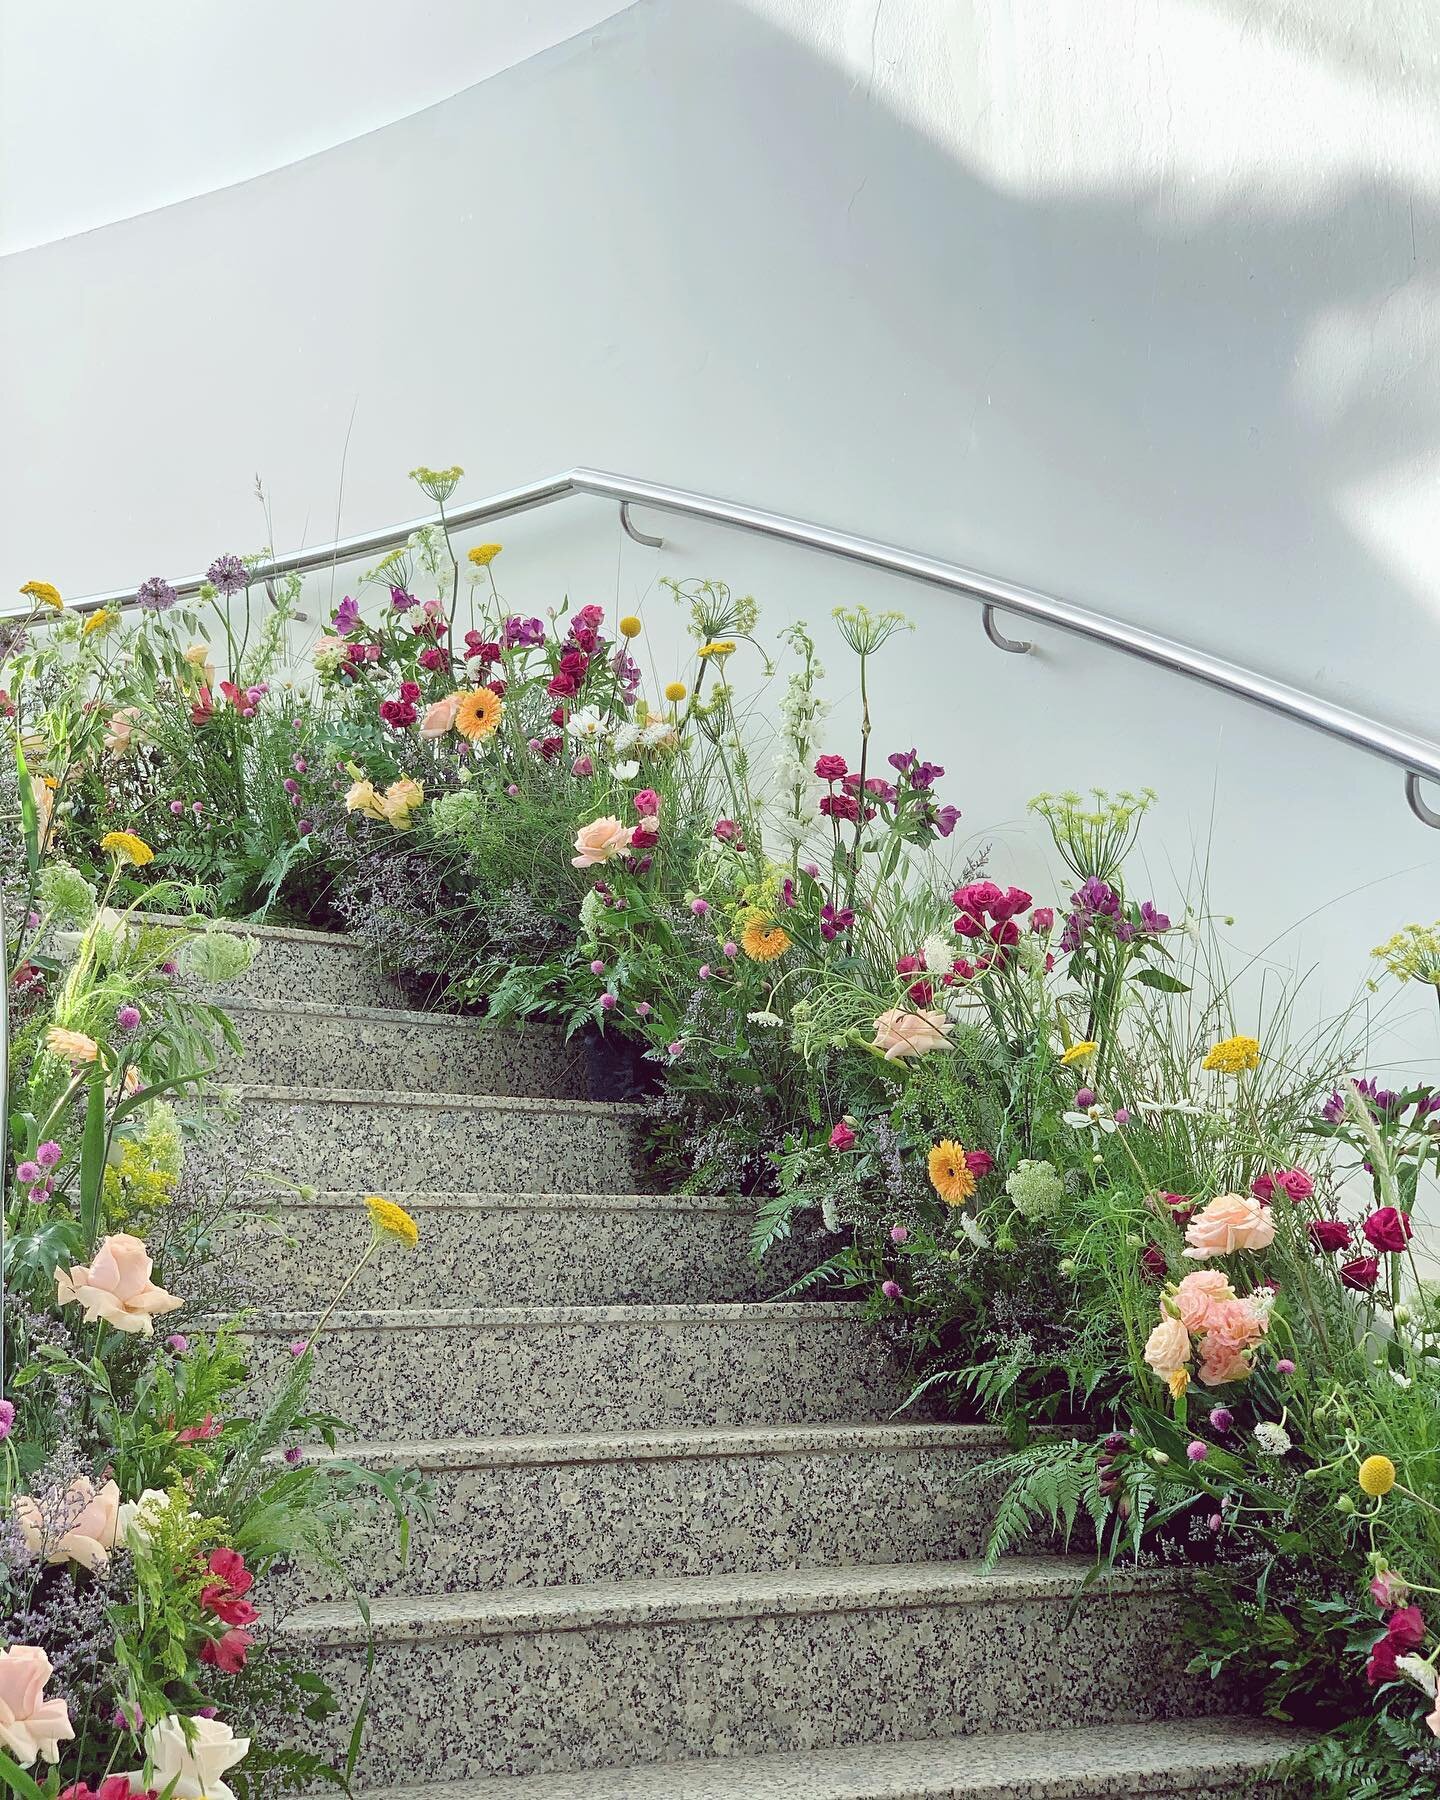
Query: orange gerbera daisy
[
  {"left": 453, "top": 687, "right": 504, "bottom": 741},
  {"left": 740, "top": 917, "right": 791, "bottom": 962},
  {"left": 928, "top": 1140, "right": 977, "bottom": 1207}
]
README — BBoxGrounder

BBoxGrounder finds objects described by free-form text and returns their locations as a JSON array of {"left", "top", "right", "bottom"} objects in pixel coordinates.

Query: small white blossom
[
  {"left": 958, "top": 1213, "right": 991, "bottom": 1250},
  {"left": 614, "top": 760, "right": 640, "bottom": 780},
  {"left": 611, "top": 723, "right": 641, "bottom": 754},
  {"left": 746, "top": 1010, "right": 783, "bottom": 1028},
  {"left": 922, "top": 934, "right": 954, "bottom": 975},
  {"left": 1063, "top": 1104, "right": 1117, "bottom": 1136},
  {"left": 566, "top": 707, "right": 609, "bottom": 742},
  {"left": 1252, "top": 1421, "right": 1292, "bottom": 1457}
]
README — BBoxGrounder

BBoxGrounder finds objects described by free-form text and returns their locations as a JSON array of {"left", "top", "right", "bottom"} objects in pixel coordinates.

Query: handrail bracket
[
  {"left": 982, "top": 604, "right": 1032, "bottom": 656},
  {"left": 1405, "top": 773, "right": 1440, "bottom": 830},
  {"left": 620, "top": 502, "right": 663, "bottom": 549}
]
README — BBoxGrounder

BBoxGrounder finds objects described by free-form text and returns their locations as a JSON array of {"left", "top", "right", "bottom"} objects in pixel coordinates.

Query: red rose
[
  {"left": 1340, "top": 1255, "right": 1381, "bottom": 1290},
  {"left": 1367, "top": 1633, "right": 1399, "bottom": 1685},
  {"left": 965, "top": 1150, "right": 995, "bottom": 1180},
  {"left": 199, "top": 1626, "right": 253, "bottom": 1673},
  {"left": 1309, "top": 1218, "right": 1352, "bottom": 1254},
  {"left": 1362, "top": 1206, "right": 1412, "bottom": 1253}
]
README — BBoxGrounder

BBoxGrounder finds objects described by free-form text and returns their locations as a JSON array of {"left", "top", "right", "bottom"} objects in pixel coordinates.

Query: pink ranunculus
[
  {"left": 829, "top": 1122, "right": 857, "bottom": 1151},
  {"left": 633, "top": 788, "right": 660, "bottom": 819},
  {"left": 1172, "top": 1269, "right": 1236, "bottom": 1333},
  {"left": 1362, "top": 1206, "right": 1413, "bottom": 1253},
  {"left": 1030, "top": 906, "right": 1055, "bottom": 934},
  {"left": 1143, "top": 1314, "right": 1191, "bottom": 1378},
  {"left": 14, "top": 1476, "right": 122, "bottom": 1573},
  {"left": 871, "top": 1007, "right": 952, "bottom": 1061},
  {"left": 571, "top": 817, "right": 635, "bottom": 868},
  {"left": 420, "top": 694, "right": 461, "bottom": 739},
  {"left": 55, "top": 1234, "right": 182, "bottom": 1336},
  {"left": 0, "top": 1643, "right": 74, "bottom": 1766},
  {"left": 1183, "top": 1193, "right": 1276, "bottom": 1260},
  {"left": 1197, "top": 1337, "right": 1255, "bottom": 1386}
]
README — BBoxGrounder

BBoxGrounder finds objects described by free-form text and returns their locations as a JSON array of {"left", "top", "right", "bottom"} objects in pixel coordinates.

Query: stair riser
[
  {"left": 205, "top": 1099, "right": 648, "bottom": 1192},
  {"left": 302, "top": 1587, "right": 1223, "bottom": 1782},
  {"left": 187, "top": 935, "right": 403, "bottom": 1009},
  {"left": 220, "top": 1205, "right": 815, "bottom": 1308},
  {"left": 281, "top": 1444, "right": 1008, "bottom": 1603},
  {"left": 244, "top": 1314, "right": 903, "bottom": 1437},
  {"left": 218, "top": 1011, "right": 596, "bottom": 1099}
]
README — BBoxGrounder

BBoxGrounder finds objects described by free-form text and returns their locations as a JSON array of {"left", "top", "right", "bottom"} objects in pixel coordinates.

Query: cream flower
[
  {"left": 56, "top": 1232, "right": 183, "bottom": 1335},
  {"left": 1183, "top": 1193, "right": 1276, "bottom": 1260},
  {"left": 103, "top": 706, "right": 144, "bottom": 756},
  {"left": 45, "top": 1026, "right": 99, "bottom": 1064},
  {"left": 572, "top": 816, "right": 635, "bottom": 867},
  {"left": 117, "top": 1487, "right": 181, "bottom": 1550},
  {"left": 381, "top": 778, "right": 424, "bottom": 830},
  {"left": 871, "top": 1007, "right": 952, "bottom": 1061},
  {"left": 344, "top": 778, "right": 388, "bottom": 823},
  {"left": 183, "top": 643, "right": 216, "bottom": 686},
  {"left": 1143, "top": 1314, "right": 1192, "bottom": 1379},
  {"left": 14, "top": 1477, "right": 122, "bottom": 1573},
  {"left": 128, "top": 1714, "right": 251, "bottom": 1800},
  {"left": 420, "top": 694, "right": 460, "bottom": 739},
  {"left": 0, "top": 1644, "right": 74, "bottom": 1765}
]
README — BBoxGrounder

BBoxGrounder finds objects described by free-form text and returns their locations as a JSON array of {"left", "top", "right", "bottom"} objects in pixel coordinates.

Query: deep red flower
[
  {"left": 1340, "top": 1255, "right": 1381, "bottom": 1290},
  {"left": 1367, "top": 1633, "right": 1399, "bottom": 1685},
  {"left": 538, "top": 735, "right": 563, "bottom": 760},
  {"left": 829, "top": 1122, "right": 856, "bottom": 1151},
  {"left": 1158, "top": 1192, "right": 1196, "bottom": 1229},
  {"left": 378, "top": 699, "right": 417, "bottom": 729},
  {"left": 199, "top": 1626, "right": 254, "bottom": 1673},
  {"left": 1141, "top": 1243, "right": 1169, "bottom": 1282},
  {"left": 1362, "top": 1206, "right": 1413, "bottom": 1253},
  {"left": 895, "top": 953, "right": 924, "bottom": 976},
  {"left": 965, "top": 1150, "right": 995, "bottom": 1180},
  {"left": 629, "top": 826, "right": 658, "bottom": 851},
  {"left": 417, "top": 646, "right": 449, "bottom": 673},
  {"left": 906, "top": 978, "right": 935, "bottom": 1006},
  {"left": 819, "top": 793, "right": 860, "bottom": 823},
  {"left": 1309, "top": 1218, "right": 1352, "bottom": 1254},
  {"left": 1386, "top": 1605, "right": 1426, "bottom": 1652},
  {"left": 398, "top": 680, "right": 421, "bottom": 703}
]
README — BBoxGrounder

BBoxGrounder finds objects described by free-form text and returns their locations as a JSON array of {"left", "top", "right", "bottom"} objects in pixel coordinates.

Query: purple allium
[
  {"left": 333, "top": 595, "right": 360, "bottom": 634},
  {"left": 117, "top": 1004, "right": 141, "bottom": 1031},
  {"left": 137, "top": 576, "right": 179, "bottom": 612},
  {"left": 206, "top": 554, "right": 248, "bottom": 596},
  {"left": 0, "top": 1399, "right": 13, "bottom": 1441},
  {"left": 35, "top": 1141, "right": 61, "bottom": 1169},
  {"left": 890, "top": 1225, "right": 909, "bottom": 1244},
  {"left": 1074, "top": 1088, "right": 1097, "bottom": 1111},
  {"left": 1186, "top": 1440, "right": 1209, "bottom": 1462},
  {"left": 881, "top": 1280, "right": 903, "bottom": 1301},
  {"left": 1209, "top": 1407, "right": 1234, "bottom": 1433},
  {"left": 15, "top": 1161, "right": 40, "bottom": 1186},
  {"left": 284, "top": 1446, "right": 303, "bottom": 1465}
]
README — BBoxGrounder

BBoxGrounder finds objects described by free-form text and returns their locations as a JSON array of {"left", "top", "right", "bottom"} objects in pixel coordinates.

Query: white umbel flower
[
  {"left": 922, "top": 934, "right": 954, "bottom": 975},
  {"left": 1252, "top": 1421, "right": 1292, "bottom": 1457}
]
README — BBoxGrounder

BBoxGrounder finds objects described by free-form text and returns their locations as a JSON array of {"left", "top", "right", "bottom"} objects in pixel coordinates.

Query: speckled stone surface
[
  {"left": 274, "top": 1423, "right": 1014, "bottom": 1603},
  {"left": 215, "top": 998, "right": 596, "bottom": 1098},
  {"left": 218, "top": 1190, "right": 821, "bottom": 1308},
  {"left": 240, "top": 1302, "right": 907, "bottom": 1438},
  {"left": 356, "top": 1716, "right": 1304, "bottom": 1796},
  {"left": 139, "top": 912, "right": 411, "bottom": 1010},
  {"left": 202, "top": 1087, "right": 650, "bottom": 1191},
  {"left": 281, "top": 1560, "right": 1231, "bottom": 1783}
]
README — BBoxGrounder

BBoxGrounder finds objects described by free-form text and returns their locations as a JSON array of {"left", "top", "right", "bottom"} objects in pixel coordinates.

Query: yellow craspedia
[
  {"left": 467, "top": 543, "right": 502, "bottom": 567},
  {"left": 1168, "top": 1368, "right": 1190, "bottom": 1400},
  {"left": 20, "top": 580, "right": 63, "bottom": 610},
  {"left": 1060, "top": 1041, "right": 1098, "bottom": 1067},
  {"left": 1202, "top": 1034, "right": 1261, "bottom": 1075},
  {"left": 664, "top": 681, "right": 687, "bottom": 703},
  {"left": 740, "top": 917, "right": 790, "bottom": 962},
  {"left": 100, "top": 830, "right": 154, "bottom": 867},
  {"left": 619, "top": 615, "right": 643, "bottom": 639},
  {"left": 365, "top": 1194, "right": 419, "bottom": 1249},
  {"left": 1358, "top": 1455, "right": 1397, "bottom": 1498},
  {"left": 82, "top": 607, "right": 119, "bottom": 637}
]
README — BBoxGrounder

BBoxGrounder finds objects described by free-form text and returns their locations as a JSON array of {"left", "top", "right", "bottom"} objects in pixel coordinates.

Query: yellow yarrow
[
  {"left": 696, "top": 640, "right": 736, "bottom": 660},
  {"left": 19, "top": 580, "right": 63, "bottom": 610},
  {"left": 467, "top": 543, "right": 502, "bottom": 567},
  {"left": 1060, "top": 1041, "right": 1098, "bottom": 1067},
  {"left": 1202, "top": 1034, "right": 1260, "bottom": 1075},
  {"left": 619, "top": 615, "right": 643, "bottom": 638},
  {"left": 82, "top": 607, "right": 119, "bottom": 637},
  {"left": 100, "top": 830, "right": 154, "bottom": 867},
  {"left": 365, "top": 1194, "right": 420, "bottom": 1250},
  {"left": 1358, "top": 1455, "right": 1397, "bottom": 1498},
  {"left": 664, "top": 681, "right": 687, "bottom": 703}
]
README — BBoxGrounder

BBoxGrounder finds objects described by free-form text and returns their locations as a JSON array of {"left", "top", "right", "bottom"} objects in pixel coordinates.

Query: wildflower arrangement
[{"left": 10, "top": 465, "right": 1440, "bottom": 1793}]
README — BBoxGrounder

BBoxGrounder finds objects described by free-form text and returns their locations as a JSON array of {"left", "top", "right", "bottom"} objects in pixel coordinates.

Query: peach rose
[
  {"left": 420, "top": 694, "right": 461, "bottom": 739},
  {"left": 1172, "top": 1269, "right": 1236, "bottom": 1332},
  {"left": 1197, "top": 1338, "right": 1255, "bottom": 1386},
  {"left": 1183, "top": 1192, "right": 1276, "bottom": 1260},
  {"left": 871, "top": 1007, "right": 952, "bottom": 1061},
  {"left": 15, "top": 1476, "right": 122, "bottom": 1573},
  {"left": 0, "top": 1644, "right": 74, "bottom": 1765},
  {"left": 1143, "top": 1314, "right": 1192, "bottom": 1379},
  {"left": 381, "top": 778, "right": 424, "bottom": 830},
  {"left": 572, "top": 816, "right": 635, "bottom": 867},
  {"left": 56, "top": 1232, "right": 183, "bottom": 1336}
]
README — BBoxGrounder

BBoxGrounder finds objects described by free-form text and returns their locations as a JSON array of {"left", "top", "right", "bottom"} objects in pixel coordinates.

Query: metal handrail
[{"left": 18, "top": 466, "right": 1440, "bottom": 827}]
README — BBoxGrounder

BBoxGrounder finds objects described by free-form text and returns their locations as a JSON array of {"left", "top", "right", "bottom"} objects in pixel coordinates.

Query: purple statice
[
  {"left": 206, "top": 554, "right": 248, "bottom": 596},
  {"left": 390, "top": 586, "right": 418, "bottom": 611},
  {"left": 503, "top": 615, "right": 545, "bottom": 649},
  {"left": 333, "top": 595, "right": 361, "bottom": 634},
  {"left": 136, "top": 575, "right": 178, "bottom": 612}
]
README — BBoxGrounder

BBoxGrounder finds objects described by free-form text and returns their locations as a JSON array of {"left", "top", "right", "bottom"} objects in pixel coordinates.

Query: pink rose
[
  {"left": 1172, "top": 1269, "right": 1236, "bottom": 1333},
  {"left": 1183, "top": 1193, "right": 1276, "bottom": 1260},
  {"left": 1362, "top": 1206, "right": 1413, "bottom": 1253},
  {"left": 14, "top": 1476, "right": 122, "bottom": 1573},
  {"left": 633, "top": 789, "right": 660, "bottom": 819},
  {"left": 571, "top": 817, "right": 635, "bottom": 868},
  {"left": 829, "top": 1122, "right": 857, "bottom": 1151},
  {"left": 420, "top": 694, "right": 460, "bottom": 739},
  {"left": 56, "top": 1233, "right": 182, "bottom": 1335},
  {"left": 1143, "top": 1314, "right": 1191, "bottom": 1378},
  {"left": 871, "top": 1007, "right": 952, "bottom": 1061},
  {"left": 1251, "top": 1168, "right": 1313, "bottom": 1204},
  {"left": 0, "top": 1643, "right": 74, "bottom": 1765}
]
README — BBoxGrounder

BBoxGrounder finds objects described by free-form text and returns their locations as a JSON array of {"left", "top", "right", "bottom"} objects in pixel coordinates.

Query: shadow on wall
[{"left": 2, "top": 0, "right": 1439, "bottom": 752}]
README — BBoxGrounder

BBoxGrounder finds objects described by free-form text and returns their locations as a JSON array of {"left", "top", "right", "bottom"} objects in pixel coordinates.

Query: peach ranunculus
[
  {"left": 45, "top": 1026, "right": 98, "bottom": 1064},
  {"left": 14, "top": 1476, "right": 122, "bottom": 1573},
  {"left": 1195, "top": 1294, "right": 1269, "bottom": 1387},
  {"left": 1172, "top": 1269, "right": 1236, "bottom": 1333},
  {"left": 0, "top": 1644, "right": 75, "bottom": 1765},
  {"left": 572, "top": 816, "right": 635, "bottom": 868},
  {"left": 381, "top": 778, "right": 425, "bottom": 830},
  {"left": 1183, "top": 1192, "right": 1276, "bottom": 1260},
  {"left": 1142, "top": 1314, "right": 1192, "bottom": 1380},
  {"left": 56, "top": 1232, "right": 183, "bottom": 1335},
  {"left": 871, "top": 1007, "right": 953, "bottom": 1061},
  {"left": 128, "top": 1713, "right": 250, "bottom": 1800},
  {"left": 1197, "top": 1336, "right": 1257, "bottom": 1387},
  {"left": 421, "top": 694, "right": 462, "bottom": 739}
]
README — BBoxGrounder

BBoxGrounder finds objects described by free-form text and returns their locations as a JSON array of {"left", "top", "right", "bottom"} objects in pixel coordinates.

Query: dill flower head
[
  {"left": 410, "top": 465, "right": 464, "bottom": 503},
  {"left": 928, "top": 1141, "right": 977, "bottom": 1207},
  {"left": 1252, "top": 1421, "right": 1292, "bottom": 1457},
  {"left": 1359, "top": 1454, "right": 1397, "bottom": 1497},
  {"left": 82, "top": 607, "right": 120, "bottom": 637},
  {"left": 19, "top": 580, "right": 63, "bottom": 610},
  {"left": 467, "top": 543, "right": 502, "bottom": 567},
  {"left": 365, "top": 1194, "right": 419, "bottom": 1250},
  {"left": 1371, "top": 922, "right": 1440, "bottom": 988},
  {"left": 1060, "top": 1041, "right": 1097, "bottom": 1067},
  {"left": 696, "top": 640, "right": 736, "bottom": 660},
  {"left": 100, "top": 830, "right": 154, "bottom": 867},
  {"left": 664, "top": 681, "right": 687, "bottom": 703},
  {"left": 740, "top": 917, "right": 791, "bottom": 962},
  {"left": 454, "top": 688, "right": 504, "bottom": 741},
  {"left": 832, "top": 605, "right": 913, "bottom": 657},
  {"left": 1202, "top": 1034, "right": 1260, "bottom": 1075}
]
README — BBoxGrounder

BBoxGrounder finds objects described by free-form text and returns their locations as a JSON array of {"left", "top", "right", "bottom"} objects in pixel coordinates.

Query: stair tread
[
  {"left": 292, "top": 1420, "right": 1011, "bottom": 1469},
  {"left": 242, "top": 1188, "right": 750, "bottom": 1211},
  {"left": 352, "top": 1717, "right": 1306, "bottom": 1798},
  {"left": 236, "top": 1300, "right": 868, "bottom": 1328},
  {"left": 221, "top": 1084, "right": 643, "bottom": 1115},
  {"left": 135, "top": 911, "right": 365, "bottom": 947},
  {"left": 279, "top": 1556, "right": 1186, "bottom": 1643},
  {"left": 213, "top": 993, "right": 488, "bottom": 1027}
]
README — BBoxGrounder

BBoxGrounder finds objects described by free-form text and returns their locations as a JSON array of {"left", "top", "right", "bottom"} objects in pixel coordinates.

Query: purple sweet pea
[
  {"left": 333, "top": 595, "right": 360, "bottom": 634},
  {"left": 1139, "top": 900, "right": 1171, "bottom": 934},
  {"left": 390, "top": 586, "right": 418, "bottom": 611},
  {"left": 503, "top": 615, "right": 546, "bottom": 649}
]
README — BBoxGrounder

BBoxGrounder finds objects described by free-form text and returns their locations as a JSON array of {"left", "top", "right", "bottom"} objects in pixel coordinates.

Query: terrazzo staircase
[{"left": 198, "top": 919, "right": 1308, "bottom": 1796}]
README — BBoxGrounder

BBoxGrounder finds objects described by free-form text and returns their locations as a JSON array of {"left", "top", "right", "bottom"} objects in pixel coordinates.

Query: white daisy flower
[
  {"left": 614, "top": 760, "right": 641, "bottom": 780},
  {"left": 566, "top": 707, "right": 608, "bottom": 741}
]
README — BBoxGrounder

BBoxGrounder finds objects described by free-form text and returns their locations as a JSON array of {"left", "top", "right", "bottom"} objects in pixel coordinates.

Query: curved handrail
[{"left": 15, "top": 466, "right": 1440, "bottom": 824}]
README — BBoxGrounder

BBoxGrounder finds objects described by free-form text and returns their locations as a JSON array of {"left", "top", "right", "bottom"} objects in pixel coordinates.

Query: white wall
[{"left": 4, "top": 0, "right": 1440, "bottom": 1091}]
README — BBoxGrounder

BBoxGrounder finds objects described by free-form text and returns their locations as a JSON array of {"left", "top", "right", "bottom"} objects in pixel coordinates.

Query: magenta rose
[
  {"left": 1362, "top": 1206, "right": 1412, "bottom": 1253},
  {"left": 828, "top": 1121, "right": 857, "bottom": 1152},
  {"left": 1309, "top": 1218, "right": 1352, "bottom": 1254},
  {"left": 1340, "top": 1255, "right": 1381, "bottom": 1290}
]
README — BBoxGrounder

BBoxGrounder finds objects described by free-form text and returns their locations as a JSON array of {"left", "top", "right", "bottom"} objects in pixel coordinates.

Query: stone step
[
  {"left": 278, "top": 1558, "right": 1224, "bottom": 1784},
  {"left": 220, "top": 1190, "right": 817, "bottom": 1308},
  {"left": 139, "top": 914, "right": 411, "bottom": 1010},
  {"left": 356, "top": 1716, "right": 1306, "bottom": 1797},
  {"left": 238, "top": 1302, "right": 906, "bottom": 1438},
  {"left": 214, "top": 998, "right": 596, "bottom": 1099},
  {"left": 201, "top": 1087, "right": 649, "bottom": 1192},
  {"left": 277, "top": 1423, "right": 1013, "bottom": 1603}
]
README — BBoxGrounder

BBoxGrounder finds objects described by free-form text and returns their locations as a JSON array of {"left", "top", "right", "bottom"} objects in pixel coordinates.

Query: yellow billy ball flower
[
  {"left": 467, "top": 543, "right": 502, "bottom": 567},
  {"left": 365, "top": 1194, "right": 420, "bottom": 1249},
  {"left": 1358, "top": 1455, "right": 1397, "bottom": 1498},
  {"left": 1060, "top": 1041, "right": 1098, "bottom": 1067},
  {"left": 619, "top": 615, "right": 643, "bottom": 638},
  {"left": 1201, "top": 1034, "right": 1261, "bottom": 1075},
  {"left": 664, "top": 681, "right": 687, "bottom": 703}
]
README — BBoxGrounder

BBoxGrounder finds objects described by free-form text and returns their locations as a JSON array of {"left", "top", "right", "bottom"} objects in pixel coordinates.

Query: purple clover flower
[
  {"left": 206, "top": 555, "right": 248, "bottom": 596},
  {"left": 136, "top": 575, "right": 178, "bottom": 612},
  {"left": 116, "top": 1004, "right": 141, "bottom": 1031}
]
